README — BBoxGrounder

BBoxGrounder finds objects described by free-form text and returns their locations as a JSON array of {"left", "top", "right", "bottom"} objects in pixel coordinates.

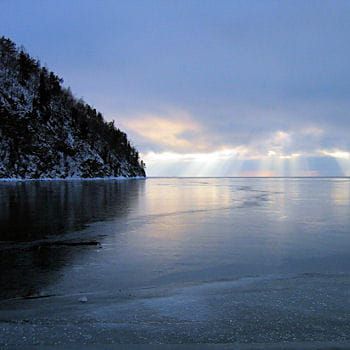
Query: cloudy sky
[{"left": 2, "top": 0, "right": 350, "bottom": 176}]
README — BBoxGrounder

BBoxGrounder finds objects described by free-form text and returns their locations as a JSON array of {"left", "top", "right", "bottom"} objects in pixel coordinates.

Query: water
[{"left": 1, "top": 178, "right": 350, "bottom": 346}]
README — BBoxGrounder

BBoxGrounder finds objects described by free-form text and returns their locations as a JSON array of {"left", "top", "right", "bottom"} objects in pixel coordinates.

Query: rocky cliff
[{"left": 0, "top": 37, "right": 145, "bottom": 179}]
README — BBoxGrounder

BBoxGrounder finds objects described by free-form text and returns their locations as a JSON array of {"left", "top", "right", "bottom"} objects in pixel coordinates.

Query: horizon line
[{"left": 147, "top": 176, "right": 350, "bottom": 179}]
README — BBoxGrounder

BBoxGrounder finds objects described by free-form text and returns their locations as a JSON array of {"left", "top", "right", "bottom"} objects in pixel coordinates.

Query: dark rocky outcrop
[{"left": 0, "top": 36, "right": 145, "bottom": 179}]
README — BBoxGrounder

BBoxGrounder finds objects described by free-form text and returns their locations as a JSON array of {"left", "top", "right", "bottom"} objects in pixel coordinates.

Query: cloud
[
  {"left": 119, "top": 110, "right": 212, "bottom": 152},
  {"left": 4, "top": 0, "right": 350, "bottom": 176},
  {"left": 320, "top": 149, "right": 350, "bottom": 160},
  {"left": 107, "top": 99, "right": 350, "bottom": 177},
  {"left": 115, "top": 105, "right": 349, "bottom": 160}
]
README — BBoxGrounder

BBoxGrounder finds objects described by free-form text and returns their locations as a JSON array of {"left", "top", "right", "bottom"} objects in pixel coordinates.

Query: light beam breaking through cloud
[{"left": 3, "top": 0, "right": 350, "bottom": 176}]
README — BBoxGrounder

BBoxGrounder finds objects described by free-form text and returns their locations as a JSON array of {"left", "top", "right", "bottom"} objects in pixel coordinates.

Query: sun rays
[
  {"left": 321, "top": 150, "right": 350, "bottom": 176},
  {"left": 141, "top": 150, "right": 299, "bottom": 177},
  {"left": 117, "top": 111, "right": 349, "bottom": 177},
  {"left": 142, "top": 148, "right": 246, "bottom": 177},
  {"left": 142, "top": 149, "right": 350, "bottom": 177}
]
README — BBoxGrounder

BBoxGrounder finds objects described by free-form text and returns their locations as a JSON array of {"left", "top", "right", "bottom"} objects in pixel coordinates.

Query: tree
[
  {"left": 49, "top": 71, "right": 62, "bottom": 95},
  {"left": 18, "top": 50, "right": 37, "bottom": 84},
  {"left": 38, "top": 68, "right": 50, "bottom": 106}
]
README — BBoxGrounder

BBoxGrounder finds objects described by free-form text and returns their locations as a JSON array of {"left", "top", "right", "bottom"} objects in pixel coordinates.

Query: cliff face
[{"left": 0, "top": 37, "right": 145, "bottom": 179}]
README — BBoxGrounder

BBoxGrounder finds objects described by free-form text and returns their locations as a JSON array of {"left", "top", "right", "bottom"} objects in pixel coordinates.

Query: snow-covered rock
[{"left": 0, "top": 36, "right": 146, "bottom": 179}]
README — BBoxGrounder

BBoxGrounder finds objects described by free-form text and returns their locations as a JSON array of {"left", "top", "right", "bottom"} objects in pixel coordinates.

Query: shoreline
[{"left": 0, "top": 176, "right": 146, "bottom": 182}]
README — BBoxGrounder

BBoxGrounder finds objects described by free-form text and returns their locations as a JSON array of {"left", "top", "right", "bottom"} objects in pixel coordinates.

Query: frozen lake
[{"left": 1, "top": 177, "right": 350, "bottom": 347}]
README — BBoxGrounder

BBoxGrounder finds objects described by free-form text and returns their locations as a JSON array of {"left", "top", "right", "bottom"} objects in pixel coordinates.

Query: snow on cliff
[{"left": 0, "top": 37, "right": 146, "bottom": 179}]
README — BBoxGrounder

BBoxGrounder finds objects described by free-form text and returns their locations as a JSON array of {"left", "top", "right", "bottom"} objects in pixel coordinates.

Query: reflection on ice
[{"left": 2, "top": 178, "right": 350, "bottom": 345}]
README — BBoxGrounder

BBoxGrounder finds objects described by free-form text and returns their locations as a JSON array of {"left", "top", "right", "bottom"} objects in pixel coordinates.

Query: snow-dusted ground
[
  {"left": 2, "top": 272, "right": 350, "bottom": 347},
  {"left": 1, "top": 178, "right": 350, "bottom": 347}
]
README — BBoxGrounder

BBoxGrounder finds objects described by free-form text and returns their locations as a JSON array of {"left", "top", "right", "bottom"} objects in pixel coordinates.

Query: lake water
[{"left": 1, "top": 178, "right": 350, "bottom": 346}]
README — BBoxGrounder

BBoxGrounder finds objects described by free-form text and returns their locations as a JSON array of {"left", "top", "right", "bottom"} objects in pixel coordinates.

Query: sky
[{"left": 1, "top": 0, "right": 350, "bottom": 176}]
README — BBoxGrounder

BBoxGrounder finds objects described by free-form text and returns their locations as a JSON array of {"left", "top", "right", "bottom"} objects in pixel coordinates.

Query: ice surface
[{"left": 1, "top": 178, "right": 350, "bottom": 347}]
